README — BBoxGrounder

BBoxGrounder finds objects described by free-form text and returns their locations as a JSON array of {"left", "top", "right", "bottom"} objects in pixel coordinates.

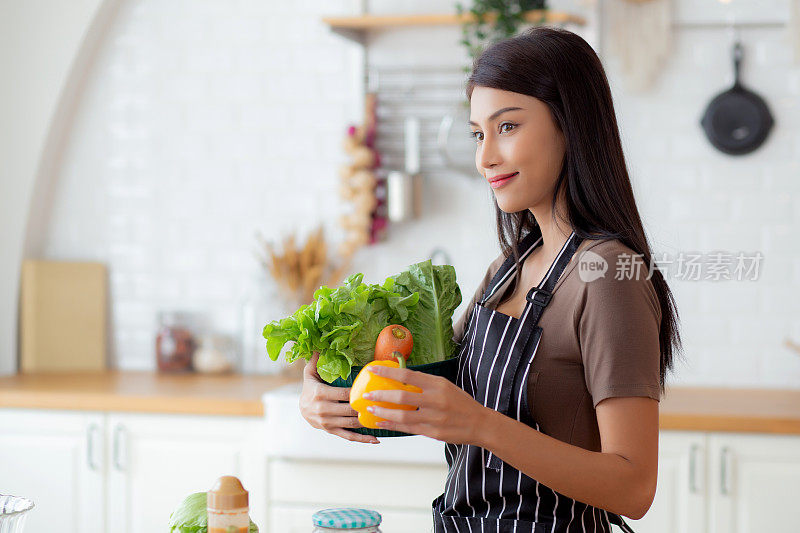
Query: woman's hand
[
  {"left": 299, "top": 351, "right": 379, "bottom": 444},
  {"left": 362, "top": 364, "right": 491, "bottom": 445}
]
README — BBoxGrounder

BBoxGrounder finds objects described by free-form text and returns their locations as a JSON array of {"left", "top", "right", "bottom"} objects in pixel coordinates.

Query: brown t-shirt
[{"left": 452, "top": 237, "right": 662, "bottom": 453}]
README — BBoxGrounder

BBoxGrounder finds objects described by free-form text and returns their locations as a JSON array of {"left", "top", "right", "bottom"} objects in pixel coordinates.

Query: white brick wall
[
  {"left": 612, "top": 1, "right": 800, "bottom": 388},
  {"left": 38, "top": 0, "right": 800, "bottom": 388}
]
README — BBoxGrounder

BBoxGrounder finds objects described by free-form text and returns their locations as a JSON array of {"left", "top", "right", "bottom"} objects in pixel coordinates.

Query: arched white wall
[{"left": 0, "top": 0, "right": 117, "bottom": 374}]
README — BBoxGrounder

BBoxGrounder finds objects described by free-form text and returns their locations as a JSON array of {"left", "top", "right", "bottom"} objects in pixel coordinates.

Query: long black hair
[{"left": 466, "top": 26, "right": 682, "bottom": 392}]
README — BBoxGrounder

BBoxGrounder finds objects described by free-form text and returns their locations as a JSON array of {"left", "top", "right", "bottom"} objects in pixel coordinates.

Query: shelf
[{"left": 322, "top": 11, "right": 587, "bottom": 43}]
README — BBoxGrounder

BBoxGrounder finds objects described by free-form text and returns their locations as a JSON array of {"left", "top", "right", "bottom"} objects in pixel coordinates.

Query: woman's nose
[{"left": 478, "top": 137, "right": 502, "bottom": 171}]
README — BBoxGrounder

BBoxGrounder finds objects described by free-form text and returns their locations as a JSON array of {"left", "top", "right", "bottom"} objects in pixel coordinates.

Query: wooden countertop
[
  {"left": 1, "top": 373, "right": 799, "bottom": 434},
  {"left": 659, "top": 385, "right": 800, "bottom": 435},
  {"left": 0, "top": 371, "right": 299, "bottom": 417}
]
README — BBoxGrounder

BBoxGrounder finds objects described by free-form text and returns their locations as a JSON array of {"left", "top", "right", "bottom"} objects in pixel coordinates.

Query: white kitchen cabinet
[
  {"left": 627, "top": 431, "right": 707, "bottom": 533},
  {"left": 105, "top": 413, "right": 265, "bottom": 533},
  {"left": 627, "top": 431, "right": 800, "bottom": 533},
  {"left": 7, "top": 402, "right": 800, "bottom": 533},
  {"left": 0, "top": 409, "right": 105, "bottom": 533},
  {"left": 0, "top": 409, "right": 264, "bottom": 533},
  {"left": 266, "top": 457, "right": 447, "bottom": 532},
  {"left": 269, "top": 457, "right": 448, "bottom": 508},
  {"left": 263, "top": 385, "right": 449, "bottom": 532},
  {"left": 707, "top": 433, "right": 800, "bottom": 533}
]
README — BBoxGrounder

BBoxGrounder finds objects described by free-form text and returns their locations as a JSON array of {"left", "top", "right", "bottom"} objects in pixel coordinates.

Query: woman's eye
[{"left": 470, "top": 123, "right": 516, "bottom": 143}]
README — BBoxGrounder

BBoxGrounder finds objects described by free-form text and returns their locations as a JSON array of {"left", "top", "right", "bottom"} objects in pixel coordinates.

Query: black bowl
[{"left": 331, "top": 357, "right": 460, "bottom": 437}]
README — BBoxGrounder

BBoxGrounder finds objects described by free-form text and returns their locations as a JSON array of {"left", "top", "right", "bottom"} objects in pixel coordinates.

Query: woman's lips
[{"left": 489, "top": 172, "right": 519, "bottom": 189}]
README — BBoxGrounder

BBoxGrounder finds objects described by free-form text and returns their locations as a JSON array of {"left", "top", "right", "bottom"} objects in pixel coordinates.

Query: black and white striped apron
[{"left": 432, "top": 229, "right": 635, "bottom": 533}]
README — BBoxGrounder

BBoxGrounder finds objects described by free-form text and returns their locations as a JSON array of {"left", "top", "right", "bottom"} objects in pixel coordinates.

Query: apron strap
[
  {"left": 485, "top": 230, "right": 583, "bottom": 471},
  {"left": 479, "top": 229, "right": 543, "bottom": 306},
  {"left": 608, "top": 512, "right": 637, "bottom": 532}
]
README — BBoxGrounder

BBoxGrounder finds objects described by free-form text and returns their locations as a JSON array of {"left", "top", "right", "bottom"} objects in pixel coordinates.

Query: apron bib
[{"left": 432, "top": 230, "right": 635, "bottom": 533}]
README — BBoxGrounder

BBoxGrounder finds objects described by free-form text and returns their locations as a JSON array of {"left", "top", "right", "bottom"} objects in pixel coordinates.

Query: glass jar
[
  {"left": 0, "top": 494, "right": 35, "bottom": 533},
  {"left": 207, "top": 476, "right": 249, "bottom": 533},
  {"left": 155, "top": 311, "right": 195, "bottom": 372},
  {"left": 312, "top": 508, "right": 382, "bottom": 532},
  {"left": 238, "top": 274, "right": 276, "bottom": 374}
]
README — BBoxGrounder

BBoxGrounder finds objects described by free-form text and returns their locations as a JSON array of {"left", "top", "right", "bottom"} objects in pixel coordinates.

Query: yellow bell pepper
[{"left": 349, "top": 356, "right": 423, "bottom": 429}]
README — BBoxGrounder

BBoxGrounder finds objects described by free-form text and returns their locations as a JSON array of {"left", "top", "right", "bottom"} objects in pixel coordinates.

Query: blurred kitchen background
[
  {"left": 2, "top": 0, "right": 800, "bottom": 532},
  {"left": 3, "top": 0, "right": 800, "bottom": 384}
]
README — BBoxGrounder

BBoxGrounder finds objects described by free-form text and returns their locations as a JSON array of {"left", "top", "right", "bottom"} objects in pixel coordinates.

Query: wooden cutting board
[{"left": 19, "top": 260, "right": 108, "bottom": 372}]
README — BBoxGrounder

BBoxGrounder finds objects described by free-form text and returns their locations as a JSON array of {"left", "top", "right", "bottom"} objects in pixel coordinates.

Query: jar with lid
[
  {"left": 207, "top": 476, "right": 249, "bottom": 533},
  {"left": 312, "top": 508, "right": 382, "bottom": 532},
  {"left": 155, "top": 311, "right": 195, "bottom": 372},
  {"left": 193, "top": 334, "right": 234, "bottom": 374}
]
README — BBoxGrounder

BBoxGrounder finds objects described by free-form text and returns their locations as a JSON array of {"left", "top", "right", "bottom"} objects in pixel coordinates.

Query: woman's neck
[{"left": 528, "top": 190, "right": 573, "bottom": 260}]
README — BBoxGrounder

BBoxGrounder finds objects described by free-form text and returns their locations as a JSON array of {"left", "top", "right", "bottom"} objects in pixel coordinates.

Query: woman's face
[{"left": 469, "top": 86, "right": 566, "bottom": 214}]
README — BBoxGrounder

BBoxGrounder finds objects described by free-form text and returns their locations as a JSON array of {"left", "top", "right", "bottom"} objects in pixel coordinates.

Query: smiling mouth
[
  {"left": 488, "top": 172, "right": 519, "bottom": 188},
  {"left": 488, "top": 172, "right": 518, "bottom": 183}
]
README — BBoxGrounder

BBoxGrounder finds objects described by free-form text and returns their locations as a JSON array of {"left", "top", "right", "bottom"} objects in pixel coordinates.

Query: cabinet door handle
[
  {"left": 688, "top": 443, "right": 701, "bottom": 494},
  {"left": 719, "top": 446, "right": 732, "bottom": 496},
  {"left": 113, "top": 423, "right": 127, "bottom": 471},
  {"left": 86, "top": 423, "right": 100, "bottom": 471}
]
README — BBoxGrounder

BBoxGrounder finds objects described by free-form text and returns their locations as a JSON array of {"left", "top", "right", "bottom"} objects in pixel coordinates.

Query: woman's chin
[{"left": 494, "top": 194, "right": 527, "bottom": 214}]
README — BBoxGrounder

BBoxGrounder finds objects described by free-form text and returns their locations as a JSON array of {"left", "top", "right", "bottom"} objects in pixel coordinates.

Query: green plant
[
  {"left": 262, "top": 259, "right": 462, "bottom": 383},
  {"left": 456, "top": 0, "right": 548, "bottom": 73}
]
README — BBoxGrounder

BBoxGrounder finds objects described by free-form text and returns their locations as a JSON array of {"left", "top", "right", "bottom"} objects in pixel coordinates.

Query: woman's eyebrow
[{"left": 468, "top": 107, "right": 524, "bottom": 126}]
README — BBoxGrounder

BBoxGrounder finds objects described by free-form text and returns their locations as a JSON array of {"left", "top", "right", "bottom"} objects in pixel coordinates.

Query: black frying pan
[{"left": 700, "top": 40, "right": 774, "bottom": 155}]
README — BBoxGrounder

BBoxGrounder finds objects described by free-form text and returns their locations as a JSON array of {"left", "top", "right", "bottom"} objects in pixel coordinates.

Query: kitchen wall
[
  {"left": 17, "top": 0, "right": 800, "bottom": 387},
  {"left": 0, "top": 0, "right": 109, "bottom": 375},
  {"left": 26, "top": 0, "right": 366, "bottom": 371}
]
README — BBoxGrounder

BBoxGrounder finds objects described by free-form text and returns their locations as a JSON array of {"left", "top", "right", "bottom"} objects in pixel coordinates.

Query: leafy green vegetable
[
  {"left": 388, "top": 260, "right": 462, "bottom": 365},
  {"left": 262, "top": 260, "right": 462, "bottom": 382},
  {"left": 263, "top": 272, "right": 420, "bottom": 383},
  {"left": 168, "top": 492, "right": 258, "bottom": 533}
]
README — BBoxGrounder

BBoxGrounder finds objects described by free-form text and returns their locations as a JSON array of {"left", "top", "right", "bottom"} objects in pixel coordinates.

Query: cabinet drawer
[{"left": 269, "top": 458, "right": 447, "bottom": 509}]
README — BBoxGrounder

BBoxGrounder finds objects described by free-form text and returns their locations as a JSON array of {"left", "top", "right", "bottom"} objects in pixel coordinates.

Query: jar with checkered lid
[{"left": 312, "top": 508, "right": 382, "bottom": 532}]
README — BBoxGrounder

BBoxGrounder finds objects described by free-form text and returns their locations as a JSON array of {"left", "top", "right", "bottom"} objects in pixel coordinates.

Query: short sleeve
[
  {"left": 452, "top": 251, "right": 507, "bottom": 346},
  {"left": 577, "top": 244, "right": 662, "bottom": 408}
]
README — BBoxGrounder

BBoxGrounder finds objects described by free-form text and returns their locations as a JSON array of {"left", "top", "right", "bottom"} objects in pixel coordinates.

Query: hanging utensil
[
  {"left": 437, "top": 100, "right": 478, "bottom": 178},
  {"left": 700, "top": 40, "right": 774, "bottom": 155},
  {"left": 387, "top": 117, "right": 422, "bottom": 222}
]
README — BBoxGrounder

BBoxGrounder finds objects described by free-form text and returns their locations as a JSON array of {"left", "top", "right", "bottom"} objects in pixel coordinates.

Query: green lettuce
[
  {"left": 262, "top": 272, "right": 420, "bottom": 383},
  {"left": 168, "top": 492, "right": 258, "bottom": 533},
  {"left": 388, "top": 260, "right": 462, "bottom": 365},
  {"left": 262, "top": 260, "right": 461, "bottom": 382}
]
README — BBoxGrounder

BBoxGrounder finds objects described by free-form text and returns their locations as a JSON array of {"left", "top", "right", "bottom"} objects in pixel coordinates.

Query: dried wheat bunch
[{"left": 256, "top": 225, "right": 354, "bottom": 306}]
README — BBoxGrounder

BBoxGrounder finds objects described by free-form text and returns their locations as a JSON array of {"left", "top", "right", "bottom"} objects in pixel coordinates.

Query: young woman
[{"left": 299, "top": 27, "right": 682, "bottom": 532}]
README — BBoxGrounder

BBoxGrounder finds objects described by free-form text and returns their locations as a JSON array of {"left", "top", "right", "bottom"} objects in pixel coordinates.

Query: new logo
[{"left": 577, "top": 250, "right": 607, "bottom": 282}]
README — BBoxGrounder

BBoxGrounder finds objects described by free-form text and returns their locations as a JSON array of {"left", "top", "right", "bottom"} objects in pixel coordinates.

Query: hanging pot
[{"left": 700, "top": 40, "right": 774, "bottom": 155}]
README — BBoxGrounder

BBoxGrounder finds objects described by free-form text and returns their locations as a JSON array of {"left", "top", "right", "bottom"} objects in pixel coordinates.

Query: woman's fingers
[
  {"left": 298, "top": 353, "right": 380, "bottom": 442},
  {"left": 326, "top": 385, "right": 351, "bottom": 402},
  {"left": 368, "top": 404, "right": 422, "bottom": 424},
  {"left": 363, "top": 389, "right": 425, "bottom": 407},
  {"left": 367, "top": 365, "right": 430, "bottom": 388},
  {"left": 320, "top": 415, "right": 364, "bottom": 429},
  {"left": 304, "top": 351, "right": 321, "bottom": 379},
  {"left": 309, "top": 381, "right": 351, "bottom": 402},
  {"left": 319, "top": 400, "right": 360, "bottom": 417},
  {"left": 328, "top": 427, "right": 380, "bottom": 444},
  {"left": 318, "top": 385, "right": 350, "bottom": 403}
]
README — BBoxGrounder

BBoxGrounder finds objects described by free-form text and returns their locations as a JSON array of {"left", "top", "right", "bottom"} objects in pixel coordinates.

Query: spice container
[
  {"left": 312, "top": 508, "right": 382, "bottom": 532},
  {"left": 193, "top": 334, "right": 234, "bottom": 374},
  {"left": 155, "top": 311, "right": 194, "bottom": 372},
  {"left": 207, "top": 476, "right": 249, "bottom": 533}
]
